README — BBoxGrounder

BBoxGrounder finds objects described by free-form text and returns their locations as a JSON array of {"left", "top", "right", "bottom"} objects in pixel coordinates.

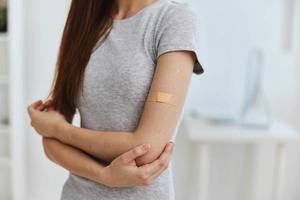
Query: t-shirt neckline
[{"left": 113, "top": 0, "right": 165, "bottom": 24}]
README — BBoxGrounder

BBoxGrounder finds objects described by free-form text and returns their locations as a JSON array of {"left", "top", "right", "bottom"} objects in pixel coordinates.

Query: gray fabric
[{"left": 60, "top": 0, "right": 203, "bottom": 199}]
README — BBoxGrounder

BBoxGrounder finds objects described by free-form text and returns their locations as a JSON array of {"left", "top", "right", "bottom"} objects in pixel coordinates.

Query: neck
[{"left": 115, "top": 0, "right": 156, "bottom": 19}]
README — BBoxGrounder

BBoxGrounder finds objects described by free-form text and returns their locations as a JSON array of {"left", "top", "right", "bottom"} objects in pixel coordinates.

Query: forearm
[
  {"left": 42, "top": 137, "right": 109, "bottom": 185},
  {"left": 55, "top": 125, "right": 143, "bottom": 164}
]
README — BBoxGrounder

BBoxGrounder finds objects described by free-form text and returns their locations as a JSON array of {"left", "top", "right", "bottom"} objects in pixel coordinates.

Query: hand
[
  {"left": 27, "top": 100, "right": 68, "bottom": 138},
  {"left": 103, "top": 142, "right": 174, "bottom": 187}
]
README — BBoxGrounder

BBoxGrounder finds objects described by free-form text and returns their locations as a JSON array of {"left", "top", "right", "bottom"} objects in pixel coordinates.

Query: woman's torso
[{"left": 60, "top": 0, "right": 190, "bottom": 199}]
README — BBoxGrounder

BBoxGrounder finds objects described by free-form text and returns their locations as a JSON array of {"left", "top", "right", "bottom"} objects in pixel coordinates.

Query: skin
[
  {"left": 30, "top": 100, "right": 174, "bottom": 187},
  {"left": 29, "top": 50, "right": 194, "bottom": 163},
  {"left": 28, "top": 50, "right": 194, "bottom": 187},
  {"left": 115, "top": 0, "right": 157, "bottom": 20},
  {"left": 42, "top": 136, "right": 174, "bottom": 187},
  {"left": 27, "top": 0, "right": 195, "bottom": 188}
]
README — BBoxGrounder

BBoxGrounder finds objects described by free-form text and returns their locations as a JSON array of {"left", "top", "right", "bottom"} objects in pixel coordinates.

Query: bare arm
[
  {"left": 53, "top": 51, "right": 195, "bottom": 166},
  {"left": 42, "top": 137, "right": 108, "bottom": 184},
  {"left": 42, "top": 136, "right": 175, "bottom": 187}
]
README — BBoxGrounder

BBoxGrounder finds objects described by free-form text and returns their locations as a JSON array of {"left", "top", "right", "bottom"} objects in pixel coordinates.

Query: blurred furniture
[
  {"left": 0, "top": 0, "right": 26, "bottom": 200},
  {"left": 183, "top": 113, "right": 299, "bottom": 200}
]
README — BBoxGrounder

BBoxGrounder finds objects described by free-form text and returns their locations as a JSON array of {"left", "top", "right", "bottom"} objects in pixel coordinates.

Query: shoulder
[
  {"left": 154, "top": 0, "right": 199, "bottom": 38},
  {"left": 158, "top": 1, "right": 198, "bottom": 26}
]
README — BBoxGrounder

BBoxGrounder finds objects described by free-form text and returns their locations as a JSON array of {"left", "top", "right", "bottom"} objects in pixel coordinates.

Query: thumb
[{"left": 119, "top": 144, "right": 151, "bottom": 164}]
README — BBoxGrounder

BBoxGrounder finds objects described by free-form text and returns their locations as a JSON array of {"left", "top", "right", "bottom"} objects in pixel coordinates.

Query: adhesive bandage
[{"left": 146, "top": 91, "right": 179, "bottom": 106}]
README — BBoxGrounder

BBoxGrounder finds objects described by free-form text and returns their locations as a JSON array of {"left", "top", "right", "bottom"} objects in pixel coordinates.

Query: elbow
[
  {"left": 133, "top": 129, "right": 173, "bottom": 166},
  {"left": 134, "top": 141, "right": 166, "bottom": 166},
  {"left": 42, "top": 137, "right": 56, "bottom": 161},
  {"left": 42, "top": 137, "right": 50, "bottom": 158}
]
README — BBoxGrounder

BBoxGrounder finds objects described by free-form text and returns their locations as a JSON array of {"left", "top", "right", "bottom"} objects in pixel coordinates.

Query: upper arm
[
  {"left": 133, "top": 5, "right": 204, "bottom": 166},
  {"left": 42, "top": 137, "right": 52, "bottom": 158},
  {"left": 42, "top": 138, "right": 107, "bottom": 184},
  {"left": 42, "top": 137, "right": 62, "bottom": 164},
  {"left": 134, "top": 51, "right": 195, "bottom": 166}
]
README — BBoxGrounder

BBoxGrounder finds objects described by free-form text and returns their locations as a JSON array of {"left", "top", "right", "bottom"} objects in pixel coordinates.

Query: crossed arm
[
  {"left": 42, "top": 138, "right": 108, "bottom": 184},
  {"left": 28, "top": 50, "right": 195, "bottom": 186},
  {"left": 49, "top": 51, "right": 194, "bottom": 164},
  {"left": 42, "top": 137, "right": 174, "bottom": 187}
]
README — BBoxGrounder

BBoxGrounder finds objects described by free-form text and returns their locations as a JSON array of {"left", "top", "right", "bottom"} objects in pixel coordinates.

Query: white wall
[
  {"left": 24, "top": 1, "right": 70, "bottom": 199},
  {"left": 172, "top": 1, "right": 300, "bottom": 200}
]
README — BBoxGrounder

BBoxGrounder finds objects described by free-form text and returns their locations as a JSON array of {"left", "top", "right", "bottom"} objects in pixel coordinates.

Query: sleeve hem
[{"left": 157, "top": 43, "right": 204, "bottom": 75}]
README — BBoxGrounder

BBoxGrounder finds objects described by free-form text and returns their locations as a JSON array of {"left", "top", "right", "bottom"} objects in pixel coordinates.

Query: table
[{"left": 183, "top": 114, "right": 300, "bottom": 200}]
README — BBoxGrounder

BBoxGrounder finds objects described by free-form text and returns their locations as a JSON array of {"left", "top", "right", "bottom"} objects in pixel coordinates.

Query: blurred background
[{"left": 0, "top": 0, "right": 300, "bottom": 200}]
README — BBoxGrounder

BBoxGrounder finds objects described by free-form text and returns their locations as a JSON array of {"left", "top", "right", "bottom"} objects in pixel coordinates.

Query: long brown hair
[{"left": 48, "top": 1, "right": 118, "bottom": 123}]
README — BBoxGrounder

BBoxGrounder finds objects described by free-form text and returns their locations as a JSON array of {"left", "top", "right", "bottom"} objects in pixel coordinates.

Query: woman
[{"left": 27, "top": 0, "right": 203, "bottom": 199}]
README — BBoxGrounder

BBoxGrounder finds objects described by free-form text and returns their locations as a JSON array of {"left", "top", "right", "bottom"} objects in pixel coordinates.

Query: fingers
[
  {"left": 36, "top": 103, "right": 45, "bottom": 111},
  {"left": 27, "top": 100, "right": 43, "bottom": 116},
  {"left": 119, "top": 144, "right": 151, "bottom": 164},
  {"left": 144, "top": 142, "right": 174, "bottom": 175},
  {"left": 42, "top": 99, "right": 54, "bottom": 111},
  {"left": 138, "top": 142, "right": 174, "bottom": 185},
  {"left": 36, "top": 99, "right": 54, "bottom": 112},
  {"left": 148, "top": 149, "right": 173, "bottom": 180},
  {"left": 43, "top": 99, "right": 53, "bottom": 107}
]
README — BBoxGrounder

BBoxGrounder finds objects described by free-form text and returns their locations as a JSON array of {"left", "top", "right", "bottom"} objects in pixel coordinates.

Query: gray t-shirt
[{"left": 60, "top": 0, "right": 203, "bottom": 200}]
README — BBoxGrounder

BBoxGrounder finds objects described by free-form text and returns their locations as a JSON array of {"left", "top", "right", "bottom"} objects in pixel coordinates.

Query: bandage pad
[{"left": 146, "top": 91, "right": 179, "bottom": 106}]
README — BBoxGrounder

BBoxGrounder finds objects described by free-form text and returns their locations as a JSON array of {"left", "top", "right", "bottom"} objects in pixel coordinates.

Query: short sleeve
[{"left": 156, "top": 4, "right": 204, "bottom": 75}]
